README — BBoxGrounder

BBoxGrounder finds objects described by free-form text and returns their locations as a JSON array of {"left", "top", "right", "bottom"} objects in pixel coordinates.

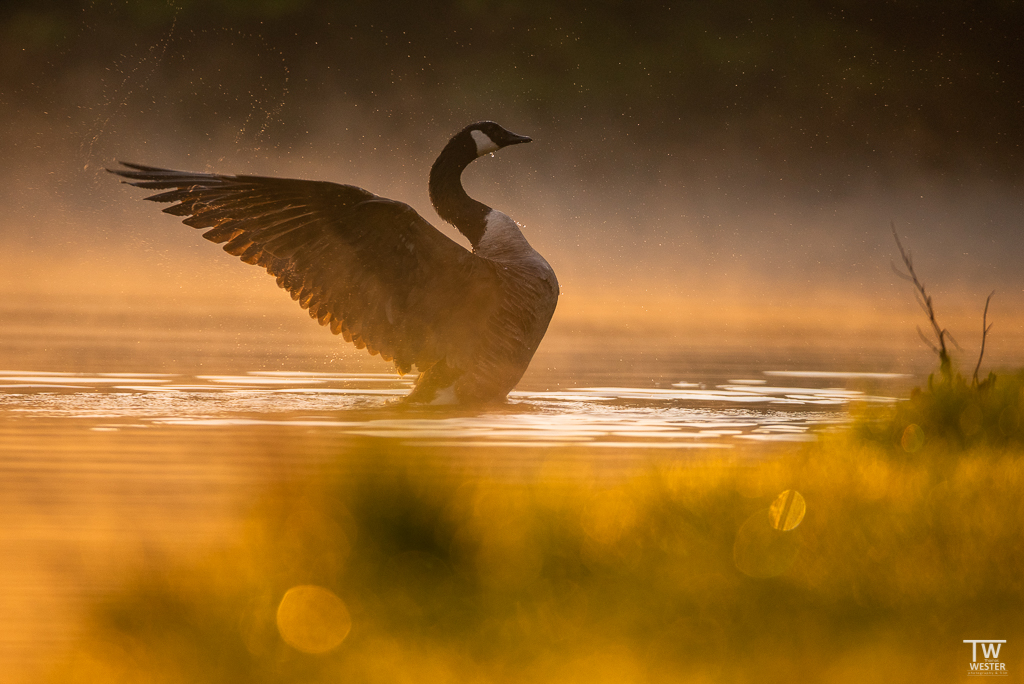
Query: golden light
[
  {"left": 769, "top": 489, "right": 806, "bottom": 531},
  {"left": 901, "top": 424, "right": 925, "bottom": 453},
  {"left": 275, "top": 584, "right": 352, "bottom": 654}
]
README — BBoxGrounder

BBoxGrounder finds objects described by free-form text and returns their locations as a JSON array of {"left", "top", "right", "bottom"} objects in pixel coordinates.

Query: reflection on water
[{"left": 0, "top": 369, "right": 904, "bottom": 450}]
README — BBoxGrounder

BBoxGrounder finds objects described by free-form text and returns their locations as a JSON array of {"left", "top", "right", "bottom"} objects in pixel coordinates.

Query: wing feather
[
  {"left": 201, "top": 225, "right": 245, "bottom": 243},
  {"left": 110, "top": 162, "right": 501, "bottom": 374}
]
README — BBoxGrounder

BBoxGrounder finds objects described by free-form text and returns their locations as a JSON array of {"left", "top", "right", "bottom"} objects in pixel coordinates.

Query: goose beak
[{"left": 504, "top": 132, "right": 532, "bottom": 146}]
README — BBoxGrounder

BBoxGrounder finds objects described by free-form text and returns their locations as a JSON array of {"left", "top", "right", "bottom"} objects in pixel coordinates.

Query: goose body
[{"left": 111, "top": 122, "right": 558, "bottom": 404}]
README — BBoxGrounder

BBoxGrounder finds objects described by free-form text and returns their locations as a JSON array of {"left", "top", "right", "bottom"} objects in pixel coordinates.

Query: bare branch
[
  {"left": 891, "top": 222, "right": 949, "bottom": 371},
  {"left": 890, "top": 260, "right": 915, "bottom": 283},
  {"left": 973, "top": 291, "right": 996, "bottom": 385},
  {"left": 913, "top": 290, "right": 930, "bottom": 317},
  {"left": 917, "top": 326, "right": 939, "bottom": 354},
  {"left": 945, "top": 329, "right": 962, "bottom": 352}
]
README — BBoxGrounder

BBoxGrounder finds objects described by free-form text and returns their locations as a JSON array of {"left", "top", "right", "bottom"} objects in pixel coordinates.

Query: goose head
[
  {"left": 465, "top": 121, "right": 532, "bottom": 157},
  {"left": 433, "top": 121, "right": 532, "bottom": 169},
  {"left": 429, "top": 121, "right": 532, "bottom": 248}
]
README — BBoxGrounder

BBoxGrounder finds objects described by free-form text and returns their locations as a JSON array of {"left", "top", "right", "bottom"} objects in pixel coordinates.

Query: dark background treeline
[{"left": 3, "top": 0, "right": 1023, "bottom": 181}]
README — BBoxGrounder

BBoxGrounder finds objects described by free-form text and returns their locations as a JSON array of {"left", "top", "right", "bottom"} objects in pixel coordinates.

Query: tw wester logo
[{"left": 963, "top": 640, "right": 1007, "bottom": 677}]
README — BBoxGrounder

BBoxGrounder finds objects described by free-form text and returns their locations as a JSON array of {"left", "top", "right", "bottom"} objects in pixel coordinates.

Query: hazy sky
[{"left": 2, "top": 0, "right": 1022, "bottom": 358}]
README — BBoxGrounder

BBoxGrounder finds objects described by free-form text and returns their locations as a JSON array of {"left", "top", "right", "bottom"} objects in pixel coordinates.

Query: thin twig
[
  {"left": 916, "top": 326, "right": 939, "bottom": 354},
  {"left": 891, "top": 223, "right": 952, "bottom": 373},
  {"left": 973, "top": 291, "right": 995, "bottom": 385}
]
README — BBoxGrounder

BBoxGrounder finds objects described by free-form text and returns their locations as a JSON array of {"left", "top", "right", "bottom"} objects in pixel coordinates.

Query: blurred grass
[
  {"left": 858, "top": 368, "right": 1024, "bottom": 454},
  {"left": 46, "top": 374, "right": 1024, "bottom": 683}
]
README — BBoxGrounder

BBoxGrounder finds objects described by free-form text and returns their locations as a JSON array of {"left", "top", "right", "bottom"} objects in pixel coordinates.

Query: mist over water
[{"left": 3, "top": 1, "right": 1023, "bottom": 353}]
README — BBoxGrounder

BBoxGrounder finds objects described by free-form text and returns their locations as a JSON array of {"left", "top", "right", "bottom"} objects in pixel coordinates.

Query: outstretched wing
[{"left": 110, "top": 162, "right": 501, "bottom": 374}]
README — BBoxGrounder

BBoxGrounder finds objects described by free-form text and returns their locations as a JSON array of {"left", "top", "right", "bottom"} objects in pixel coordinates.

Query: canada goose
[{"left": 110, "top": 122, "right": 559, "bottom": 404}]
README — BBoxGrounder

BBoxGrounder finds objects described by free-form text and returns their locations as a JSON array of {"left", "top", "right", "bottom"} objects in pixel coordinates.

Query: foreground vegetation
[{"left": 49, "top": 372, "right": 1024, "bottom": 683}]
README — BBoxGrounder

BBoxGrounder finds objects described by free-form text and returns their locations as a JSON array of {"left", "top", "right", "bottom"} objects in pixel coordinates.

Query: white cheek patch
[{"left": 471, "top": 129, "right": 500, "bottom": 156}]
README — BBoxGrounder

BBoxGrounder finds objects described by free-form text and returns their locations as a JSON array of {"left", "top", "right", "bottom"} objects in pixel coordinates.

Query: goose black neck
[{"left": 429, "top": 138, "right": 490, "bottom": 249}]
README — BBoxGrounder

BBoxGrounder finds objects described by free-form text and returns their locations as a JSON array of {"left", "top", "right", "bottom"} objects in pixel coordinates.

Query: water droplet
[
  {"left": 276, "top": 585, "right": 351, "bottom": 654},
  {"left": 769, "top": 489, "right": 806, "bottom": 531},
  {"left": 901, "top": 424, "right": 925, "bottom": 452},
  {"left": 959, "top": 404, "right": 983, "bottom": 437},
  {"left": 998, "top": 405, "right": 1021, "bottom": 436}
]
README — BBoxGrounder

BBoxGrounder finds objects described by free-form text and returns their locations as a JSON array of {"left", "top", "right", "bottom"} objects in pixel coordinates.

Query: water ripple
[{"left": 0, "top": 369, "right": 903, "bottom": 449}]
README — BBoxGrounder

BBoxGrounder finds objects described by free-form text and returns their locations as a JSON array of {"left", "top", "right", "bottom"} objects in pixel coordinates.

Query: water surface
[{"left": 0, "top": 304, "right": 927, "bottom": 683}]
